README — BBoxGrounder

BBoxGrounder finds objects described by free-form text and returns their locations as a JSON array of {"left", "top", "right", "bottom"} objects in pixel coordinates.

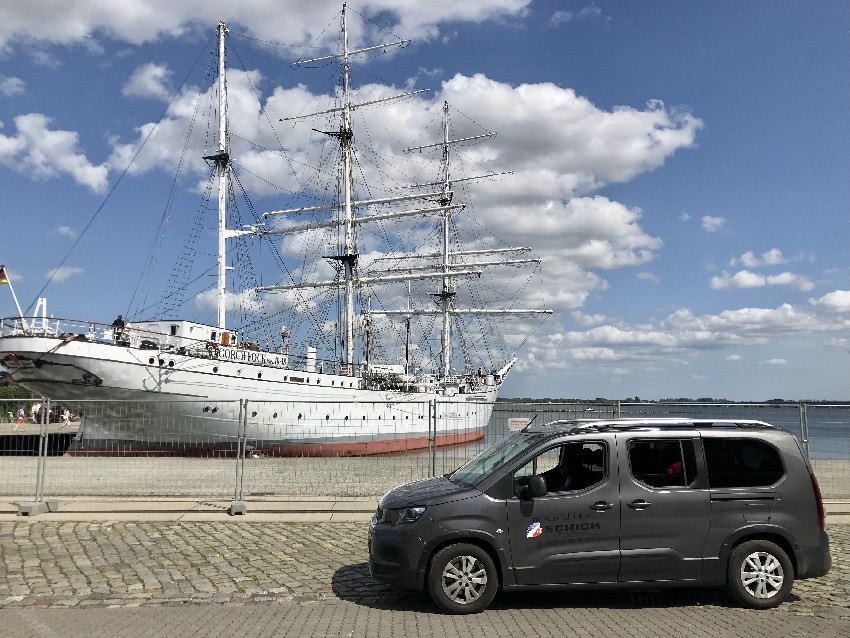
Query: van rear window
[
  {"left": 703, "top": 438, "right": 784, "bottom": 488},
  {"left": 628, "top": 439, "right": 697, "bottom": 488}
]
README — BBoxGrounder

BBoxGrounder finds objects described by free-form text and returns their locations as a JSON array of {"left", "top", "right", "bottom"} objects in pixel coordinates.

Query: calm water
[{"left": 486, "top": 403, "right": 850, "bottom": 461}]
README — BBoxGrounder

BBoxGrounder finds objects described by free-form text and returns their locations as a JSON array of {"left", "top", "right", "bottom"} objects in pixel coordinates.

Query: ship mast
[
  {"left": 214, "top": 21, "right": 229, "bottom": 331},
  {"left": 206, "top": 22, "right": 254, "bottom": 334},
  {"left": 340, "top": 4, "right": 356, "bottom": 370},
  {"left": 438, "top": 101, "right": 454, "bottom": 379}
]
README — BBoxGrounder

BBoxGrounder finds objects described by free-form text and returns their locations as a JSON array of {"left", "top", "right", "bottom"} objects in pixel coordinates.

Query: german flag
[{"left": 0, "top": 266, "right": 8, "bottom": 285}]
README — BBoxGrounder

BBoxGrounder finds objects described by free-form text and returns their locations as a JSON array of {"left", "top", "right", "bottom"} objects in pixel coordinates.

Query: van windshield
[{"left": 449, "top": 433, "right": 541, "bottom": 488}]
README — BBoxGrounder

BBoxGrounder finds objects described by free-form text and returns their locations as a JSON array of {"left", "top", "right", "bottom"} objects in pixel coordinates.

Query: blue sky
[{"left": 0, "top": 1, "right": 848, "bottom": 400}]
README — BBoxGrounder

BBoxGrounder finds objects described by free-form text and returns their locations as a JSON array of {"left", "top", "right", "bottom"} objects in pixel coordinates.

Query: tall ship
[{"left": 0, "top": 6, "right": 550, "bottom": 455}]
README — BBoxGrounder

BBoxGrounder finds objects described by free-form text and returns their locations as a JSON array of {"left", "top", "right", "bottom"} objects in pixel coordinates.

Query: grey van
[{"left": 368, "top": 419, "right": 831, "bottom": 614}]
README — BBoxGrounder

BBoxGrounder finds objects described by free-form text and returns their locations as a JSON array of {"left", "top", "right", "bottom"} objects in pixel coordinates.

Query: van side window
[
  {"left": 703, "top": 438, "right": 784, "bottom": 488},
  {"left": 514, "top": 441, "right": 606, "bottom": 495},
  {"left": 629, "top": 439, "right": 697, "bottom": 488}
]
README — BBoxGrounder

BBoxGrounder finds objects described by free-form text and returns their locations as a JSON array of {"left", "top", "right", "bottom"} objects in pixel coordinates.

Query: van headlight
[{"left": 396, "top": 506, "right": 426, "bottom": 524}]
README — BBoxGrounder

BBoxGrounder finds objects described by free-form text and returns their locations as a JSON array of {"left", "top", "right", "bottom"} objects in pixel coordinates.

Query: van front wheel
[
  {"left": 727, "top": 539, "right": 794, "bottom": 609},
  {"left": 427, "top": 543, "right": 498, "bottom": 614}
]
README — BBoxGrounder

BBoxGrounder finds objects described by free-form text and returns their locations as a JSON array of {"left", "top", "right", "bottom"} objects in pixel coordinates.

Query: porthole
[
  {"left": 211, "top": 407, "right": 218, "bottom": 414},
  {"left": 344, "top": 415, "right": 348, "bottom": 420},
  {"left": 316, "top": 379, "right": 320, "bottom": 384},
  {"left": 148, "top": 358, "right": 155, "bottom": 365},
  {"left": 213, "top": 367, "right": 219, "bottom": 373},
  {"left": 362, "top": 416, "right": 366, "bottom": 420},
  {"left": 331, "top": 381, "right": 334, "bottom": 386},
  {"left": 284, "top": 376, "right": 288, "bottom": 381},
  {"left": 168, "top": 361, "right": 174, "bottom": 367},
  {"left": 273, "top": 412, "right": 278, "bottom": 419},
  {"left": 237, "top": 369, "right": 241, "bottom": 376},
  {"left": 405, "top": 416, "right": 409, "bottom": 420},
  {"left": 392, "top": 416, "right": 396, "bottom": 420},
  {"left": 251, "top": 411, "right": 257, "bottom": 417},
  {"left": 158, "top": 359, "right": 164, "bottom": 365},
  {"left": 298, "top": 413, "right": 302, "bottom": 420},
  {"left": 325, "top": 415, "right": 330, "bottom": 420},
  {"left": 257, "top": 372, "right": 262, "bottom": 379},
  {"left": 203, "top": 406, "right": 210, "bottom": 413}
]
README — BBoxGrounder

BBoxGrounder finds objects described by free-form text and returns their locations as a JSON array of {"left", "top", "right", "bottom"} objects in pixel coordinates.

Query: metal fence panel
[
  {"left": 805, "top": 404, "right": 850, "bottom": 499},
  {"left": 240, "top": 400, "right": 434, "bottom": 497},
  {"left": 616, "top": 402, "right": 810, "bottom": 438},
  {"left": 1, "top": 398, "right": 848, "bottom": 502},
  {"left": 0, "top": 398, "right": 45, "bottom": 497},
  {"left": 38, "top": 399, "right": 242, "bottom": 498}
]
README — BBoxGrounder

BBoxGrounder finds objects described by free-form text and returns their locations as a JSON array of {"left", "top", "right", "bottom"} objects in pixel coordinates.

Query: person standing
[
  {"left": 112, "top": 314, "right": 128, "bottom": 344},
  {"left": 15, "top": 407, "right": 24, "bottom": 430},
  {"left": 60, "top": 407, "right": 71, "bottom": 429}
]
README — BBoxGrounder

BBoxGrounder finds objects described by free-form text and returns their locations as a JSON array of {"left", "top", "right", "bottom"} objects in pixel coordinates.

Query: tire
[
  {"left": 727, "top": 539, "right": 794, "bottom": 609},
  {"left": 427, "top": 543, "right": 498, "bottom": 614}
]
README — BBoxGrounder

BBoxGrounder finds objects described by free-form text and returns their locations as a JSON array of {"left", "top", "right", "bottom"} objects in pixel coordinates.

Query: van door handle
[
  {"left": 590, "top": 501, "right": 614, "bottom": 512},
  {"left": 627, "top": 499, "right": 651, "bottom": 510}
]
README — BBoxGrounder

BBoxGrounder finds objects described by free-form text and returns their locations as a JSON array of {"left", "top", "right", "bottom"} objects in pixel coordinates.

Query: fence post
[
  {"left": 615, "top": 401, "right": 621, "bottom": 419},
  {"left": 35, "top": 397, "right": 48, "bottom": 502},
  {"left": 17, "top": 397, "right": 55, "bottom": 516},
  {"left": 429, "top": 399, "right": 437, "bottom": 478},
  {"left": 228, "top": 399, "right": 248, "bottom": 515},
  {"left": 799, "top": 402, "right": 810, "bottom": 459}
]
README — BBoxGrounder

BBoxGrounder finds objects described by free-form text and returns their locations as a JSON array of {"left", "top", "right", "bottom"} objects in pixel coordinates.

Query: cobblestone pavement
[{"left": 0, "top": 522, "right": 848, "bottom": 637}]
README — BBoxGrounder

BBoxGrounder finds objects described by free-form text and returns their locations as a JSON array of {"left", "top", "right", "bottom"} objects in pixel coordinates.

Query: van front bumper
[{"left": 368, "top": 518, "right": 430, "bottom": 591}]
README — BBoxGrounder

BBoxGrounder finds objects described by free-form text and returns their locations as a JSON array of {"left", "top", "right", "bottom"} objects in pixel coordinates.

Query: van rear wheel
[
  {"left": 727, "top": 539, "right": 794, "bottom": 609},
  {"left": 427, "top": 543, "right": 498, "bottom": 614}
]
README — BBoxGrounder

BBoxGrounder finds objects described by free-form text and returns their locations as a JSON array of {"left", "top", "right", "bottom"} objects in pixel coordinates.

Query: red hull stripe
[{"left": 66, "top": 428, "right": 485, "bottom": 458}]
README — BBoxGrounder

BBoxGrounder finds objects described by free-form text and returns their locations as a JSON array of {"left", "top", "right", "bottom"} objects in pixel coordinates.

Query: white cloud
[
  {"left": 762, "top": 358, "right": 787, "bottom": 366},
  {"left": 730, "top": 248, "right": 787, "bottom": 268},
  {"left": 824, "top": 337, "right": 848, "bottom": 350},
  {"left": 678, "top": 212, "right": 691, "bottom": 221},
  {"left": 710, "top": 269, "right": 814, "bottom": 291},
  {"left": 46, "top": 266, "right": 84, "bottom": 283},
  {"left": 570, "top": 310, "right": 608, "bottom": 327},
  {"left": 31, "top": 49, "right": 61, "bottom": 68},
  {"left": 636, "top": 271, "right": 659, "bottom": 284},
  {"left": 123, "top": 63, "right": 172, "bottom": 100},
  {"left": 0, "top": 113, "right": 108, "bottom": 192},
  {"left": 549, "top": 10, "right": 574, "bottom": 25},
  {"left": 765, "top": 272, "right": 814, "bottom": 291},
  {"left": 0, "top": 76, "right": 25, "bottom": 96},
  {"left": 810, "top": 290, "right": 850, "bottom": 313},
  {"left": 440, "top": 75, "right": 702, "bottom": 191},
  {"left": 710, "top": 270, "right": 764, "bottom": 289},
  {"left": 550, "top": 3, "right": 602, "bottom": 26},
  {"left": 520, "top": 302, "right": 849, "bottom": 371},
  {"left": 56, "top": 225, "right": 78, "bottom": 239},
  {"left": 0, "top": 1, "right": 533, "bottom": 47},
  {"left": 701, "top": 215, "right": 725, "bottom": 232}
]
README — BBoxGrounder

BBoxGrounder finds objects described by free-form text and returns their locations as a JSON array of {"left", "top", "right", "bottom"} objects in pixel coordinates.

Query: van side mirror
[{"left": 524, "top": 475, "right": 547, "bottom": 499}]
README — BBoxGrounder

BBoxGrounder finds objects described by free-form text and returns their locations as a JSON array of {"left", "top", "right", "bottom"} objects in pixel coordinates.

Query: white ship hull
[{"left": 1, "top": 334, "right": 496, "bottom": 455}]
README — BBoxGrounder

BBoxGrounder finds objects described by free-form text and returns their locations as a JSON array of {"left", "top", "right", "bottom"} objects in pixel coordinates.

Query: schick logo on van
[{"left": 543, "top": 522, "right": 602, "bottom": 533}]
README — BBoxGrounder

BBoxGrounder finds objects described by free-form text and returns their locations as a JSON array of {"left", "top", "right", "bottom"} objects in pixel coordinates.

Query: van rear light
[{"left": 810, "top": 473, "right": 826, "bottom": 530}]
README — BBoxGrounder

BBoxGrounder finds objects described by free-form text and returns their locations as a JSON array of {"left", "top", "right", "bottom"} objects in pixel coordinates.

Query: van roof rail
[{"left": 524, "top": 418, "right": 775, "bottom": 434}]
